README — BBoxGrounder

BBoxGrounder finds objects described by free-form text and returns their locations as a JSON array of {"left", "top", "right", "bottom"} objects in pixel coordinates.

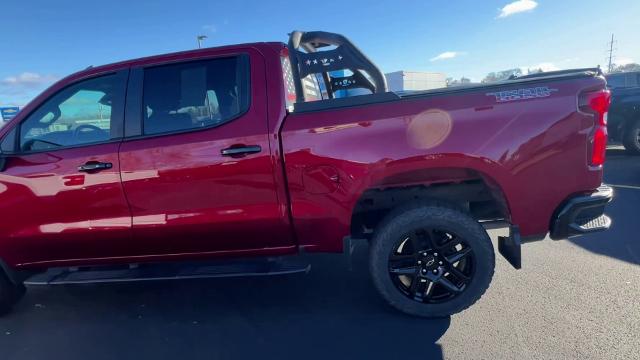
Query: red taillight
[
  {"left": 592, "top": 127, "right": 607, "bottom": 166},
  {"left": 579, "top": 89, "right": 611, "bottom": 166}
]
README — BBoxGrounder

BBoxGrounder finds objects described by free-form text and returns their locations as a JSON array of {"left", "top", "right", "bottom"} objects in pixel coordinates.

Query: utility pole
[
  {"left": 197, "top": 35, "right": 208, "bottom": 49},
  {"left": 607, "top": 34, "right": 615, "bottom": 73}
]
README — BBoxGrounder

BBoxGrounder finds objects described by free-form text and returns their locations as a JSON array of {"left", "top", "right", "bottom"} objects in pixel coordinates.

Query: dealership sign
[{"left": 0, "top": 107, "right": 20, "bottom": 122}]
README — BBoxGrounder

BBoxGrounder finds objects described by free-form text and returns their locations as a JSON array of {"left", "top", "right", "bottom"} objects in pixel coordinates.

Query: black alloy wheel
[
  {"left": 369, "top": 204, "right": 495, "bottom": 317},
  {"left": 388, "top": 228, "right": 474, "bottom": 303}
]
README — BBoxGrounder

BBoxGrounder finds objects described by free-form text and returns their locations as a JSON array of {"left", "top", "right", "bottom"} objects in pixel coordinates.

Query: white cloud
[
  {"left": 520, "top": 62, "right": 560, "bottom": 74},
  {"left": 616, "top": 57, "right": 635, "bottom": 66},
  {"left": 2, "top": 72, "right": 58, "bottom": 87},
  {"left": 498, "top": 0, "right": 538, "bottom": 18},
  {"left": 430, "top": 51, "right": 466, "bottom": 62},
  {"left": 0, "top": 72, "right": 58, "bottom": 107},
  {"left": 202, "top": 24, "right": 217, "bottom": 33},
  {"left": 560, "top": 57, "right": 580, "bottom": 64},
  {"left": 530, "top": 62, "right": 560, "bottom": 72}
]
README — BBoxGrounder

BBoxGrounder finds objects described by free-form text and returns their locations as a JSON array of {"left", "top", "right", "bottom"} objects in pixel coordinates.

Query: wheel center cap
[{"left": 423, "top": 255, "right": 436, "bottom": 268}]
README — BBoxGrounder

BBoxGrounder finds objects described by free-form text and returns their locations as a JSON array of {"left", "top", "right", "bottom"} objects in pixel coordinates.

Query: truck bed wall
[{"left": 281, "top": 76, "right": 605, "bottom": 252}]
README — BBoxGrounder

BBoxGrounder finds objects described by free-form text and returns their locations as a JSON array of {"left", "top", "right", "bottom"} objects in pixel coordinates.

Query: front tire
[
  {"left": 0, "top": 271, "right": 26, "bottom": 316},
  {"left": 369, "top": 204, "right": 495, "bottom": 317},
  {"left": 622, "top": 119, "right": 640, "bottom": 155}
]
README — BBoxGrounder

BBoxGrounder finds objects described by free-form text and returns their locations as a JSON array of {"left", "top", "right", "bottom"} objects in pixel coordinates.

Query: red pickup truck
[{"left": 0, "top": 31, "right": 613, "bottom": 317}]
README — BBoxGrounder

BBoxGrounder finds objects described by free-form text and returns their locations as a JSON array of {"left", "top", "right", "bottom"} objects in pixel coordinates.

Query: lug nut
[
  {"left": 433, "top": 252, "right": 438, "bottom": 256},
  {"left": 439, "top": 261, "right": 443, "bottom": 265},
  {"left": 422, "top": 269, "right": 427, "bottom": 273},
  {"left": 433, "top": 269, "right": 438, "bottom": 274},
  {"left": 417, "top": 260, "right": 422, "bottom": 265}
]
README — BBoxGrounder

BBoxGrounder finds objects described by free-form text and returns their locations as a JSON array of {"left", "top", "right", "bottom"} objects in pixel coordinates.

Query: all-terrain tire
[
  {"left": 0, "top": 271, "right": 25, "bottom": 316},
  {"left": 622, "top": 119, "right": 640, "bottom": 155},
  {"left": 369, "top": 203, "right": 495, "bottom": 317}
]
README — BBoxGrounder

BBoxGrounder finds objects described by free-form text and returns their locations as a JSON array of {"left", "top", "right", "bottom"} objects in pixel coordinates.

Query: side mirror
[
  {"left": 0, "top": 126, "right": 18, "bottom": 172},
  {"left": 0, "top": 153, "right": 6, "bottom": 172}
]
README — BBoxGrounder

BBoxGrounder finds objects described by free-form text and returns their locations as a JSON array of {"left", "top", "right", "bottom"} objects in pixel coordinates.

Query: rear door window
[{"left": 141, "top": 55, "right": 250, "bottom": 136}]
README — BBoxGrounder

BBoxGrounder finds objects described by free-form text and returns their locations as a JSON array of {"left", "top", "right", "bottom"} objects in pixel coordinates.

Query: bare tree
[
  {"left": 610, "top": 63, "right": 640, "bottom": 73},
  {"left": 481, "top": 68, "right": 522, "bottom": 83},
  {"left": 446, "top": 76, "right": 472, "bottom": 87}
]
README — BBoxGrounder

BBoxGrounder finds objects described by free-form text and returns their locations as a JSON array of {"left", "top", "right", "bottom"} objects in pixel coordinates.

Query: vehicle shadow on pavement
[
  {"left": 1, "top": 243, "right": 449, "bottom": 360},
  {"left": 568, "top": 149, "right": 640, "bottom": 265},
  {"left": 568, "top": 187, "right": 640, "bottom": 265}
]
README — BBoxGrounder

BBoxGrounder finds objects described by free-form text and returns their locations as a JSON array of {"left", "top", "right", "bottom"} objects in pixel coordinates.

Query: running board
[{"left": 24, "top": 258, "right": 311, "bottom": 286}]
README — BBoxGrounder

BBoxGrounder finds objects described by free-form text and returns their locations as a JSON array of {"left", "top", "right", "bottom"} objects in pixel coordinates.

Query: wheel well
[
  {"left": 350, "top": 178, "right": 510, "bottom": 239},
  {"left": 0, "top": 258, "right": 22, "bottom": 285}
]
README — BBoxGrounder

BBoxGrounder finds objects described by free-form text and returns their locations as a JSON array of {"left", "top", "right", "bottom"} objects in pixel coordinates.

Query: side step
[{"left": 24, "top": 257, "right": 311, "bottom": 286}]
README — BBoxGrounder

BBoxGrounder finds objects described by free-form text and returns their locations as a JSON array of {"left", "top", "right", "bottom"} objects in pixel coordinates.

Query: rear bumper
[{"left": 549, "top": 185, "right": 613, "bottom": 240}]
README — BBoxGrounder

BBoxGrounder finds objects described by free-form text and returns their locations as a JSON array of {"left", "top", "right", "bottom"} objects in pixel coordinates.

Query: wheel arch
[
  {"left": 350, "top": 166, "right": 511, "bottom": 240},
  {"left": 0, "top": 258, "right": 20, "bottom": 285}
]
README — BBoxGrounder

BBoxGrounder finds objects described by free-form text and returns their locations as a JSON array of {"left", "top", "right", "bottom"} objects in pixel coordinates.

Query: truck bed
[
  {"left": 294, "top": 68, "right": 601, "bottom": 113},
  {"left": 281, "top": 68, "right": 606, "bottom": 252}
]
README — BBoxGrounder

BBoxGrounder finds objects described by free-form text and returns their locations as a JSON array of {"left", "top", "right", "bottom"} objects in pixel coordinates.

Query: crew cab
[
  {"left": 606, "top": 71, "right": 640, "bottom": 154},
  {"left": 0, "top": 31, "right": 613, "bottom": 317}
]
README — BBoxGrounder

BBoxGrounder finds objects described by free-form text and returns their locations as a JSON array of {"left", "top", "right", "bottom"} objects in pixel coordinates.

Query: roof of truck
[
  {"left": 67, "top": 41, "right": 285, "bottom": 80},
  {"left": 2, "top": 41, "right": 286, "bottom": 132}
]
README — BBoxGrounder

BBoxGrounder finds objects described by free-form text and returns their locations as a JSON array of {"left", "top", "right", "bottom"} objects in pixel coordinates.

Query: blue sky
[{"left": 1, "top": 0, "right": 639, "bottom": 106}]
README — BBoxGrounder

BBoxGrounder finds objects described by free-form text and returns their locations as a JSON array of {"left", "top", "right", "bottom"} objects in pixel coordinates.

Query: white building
[{"left": 385, "top": 71, "right": 447, "bottom": 92}]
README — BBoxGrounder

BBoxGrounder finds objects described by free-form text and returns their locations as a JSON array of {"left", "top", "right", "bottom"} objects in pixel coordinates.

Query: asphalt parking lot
[{"left": 0, "top": 147, "right": 638, "bottom": 360}]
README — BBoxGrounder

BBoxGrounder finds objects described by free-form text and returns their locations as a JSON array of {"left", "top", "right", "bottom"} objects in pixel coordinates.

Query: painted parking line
[{"left": 608, "top": 184, "right": 640, "bottom": 190}]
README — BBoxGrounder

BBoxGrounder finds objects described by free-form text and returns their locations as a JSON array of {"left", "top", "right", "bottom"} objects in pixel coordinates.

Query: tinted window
[
  {"left": 142, "top": 55, "right": 250, "bottom": 135},
  {"left": 19, "top": 74, "right": 125, "bottom": 152},
  {"left": 606, "top": 74, "right": 626, "bottom": 88}
]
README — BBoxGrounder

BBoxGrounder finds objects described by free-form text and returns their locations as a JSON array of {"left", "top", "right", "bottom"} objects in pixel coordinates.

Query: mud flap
[
  {"left": 498, "top": 226, "right": 521, "bottom": 269},
  {"left": 343, "top": 236, "right": 357, "bottom": 271}
]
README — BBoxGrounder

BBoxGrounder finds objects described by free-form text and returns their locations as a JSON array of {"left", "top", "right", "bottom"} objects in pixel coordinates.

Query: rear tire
[
  {"left": 369, "top": 203, "right": 495, "bottom": 318},
  {"left": 622, "top": 119, "right": 640, "bottom": 155},
  {"left": 0, "top": 271, "right": 26, "bottom": 316}
]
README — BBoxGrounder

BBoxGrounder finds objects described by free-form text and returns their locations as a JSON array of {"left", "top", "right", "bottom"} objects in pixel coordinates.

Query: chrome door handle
[
  {"left": 78, "top": 161, "right": 112, "bottom": 172},
  {"left": 221, "top": 145, "right": 262, "bottom": 157}
]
